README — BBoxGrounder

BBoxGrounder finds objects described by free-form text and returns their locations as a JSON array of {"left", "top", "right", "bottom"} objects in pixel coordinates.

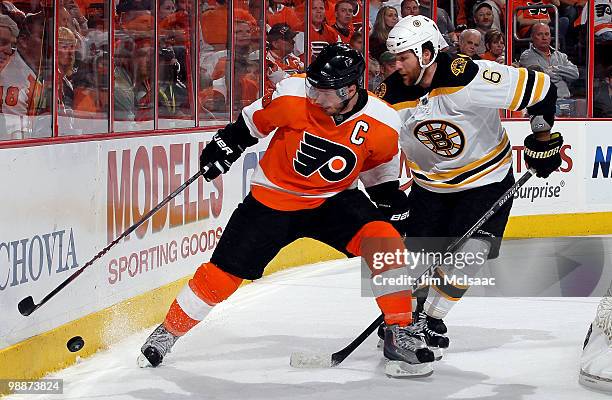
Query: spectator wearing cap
[
  {"left": 519, "top": 22, "right": 578, "bottom": 98},
  {"left": 458, "top": 29, "right": 482, "bottom": 59},
  {"left": 379, "top": 51, "right": 397, "bottom": 78},
  {"left": 472, "top": 2, "right": 494, "bottom": 55},
  {"left": 594, "top": 66, "right": 612, "bottom": 117},
  {"left": 481, "top": 29, "right": 505, "bottom": 63},
  {"left": 332, "top": 0, "right": 354, "bottom": 43},
  {"left": 309, "top": 0, "right": 341, "bottom": 59},
  {"left": 265, "top": 23, "right": 304, "bottom": 91},
  {"left": 0, "top": 13, "right": 17, "bottom": 74},
  {"left": 369, "top": 5, "right": 398, "bottom": 62},
  {"left": 473, "top": 0, "right": 504, "bottom": 31}
]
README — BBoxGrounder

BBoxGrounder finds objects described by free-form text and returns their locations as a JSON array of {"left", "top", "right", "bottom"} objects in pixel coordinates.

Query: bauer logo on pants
[{"left": 293, "top": 132, "right": 357, "bottom": 182}]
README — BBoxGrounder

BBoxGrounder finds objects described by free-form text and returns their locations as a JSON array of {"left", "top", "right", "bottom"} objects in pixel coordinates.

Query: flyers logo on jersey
[
  {"left": 414, "top": 120, "right": 465, "bottom": 158},
  {"left": 294, "top": 132, "right": 357, "bottom": 182}
]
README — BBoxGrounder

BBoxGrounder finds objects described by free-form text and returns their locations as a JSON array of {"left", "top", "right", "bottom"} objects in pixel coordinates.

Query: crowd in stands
[{"left": 0, "top": 0, "right": 610, "bottom": 141}]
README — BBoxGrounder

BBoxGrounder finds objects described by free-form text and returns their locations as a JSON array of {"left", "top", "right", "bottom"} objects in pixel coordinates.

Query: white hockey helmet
[{"left": 386, "top": 15, "right": 442, "bottom": 83}]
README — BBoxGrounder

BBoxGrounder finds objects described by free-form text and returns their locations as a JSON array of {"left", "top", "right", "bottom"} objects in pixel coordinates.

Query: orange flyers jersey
[
  {"left": 264, "top": 50, "right": 304, "bottom": 92},
  {"left": 309, "top": 24, "right": 342, "bottom": 58},
  {"left": 241, "top": 74, "right": 402, "bottom": 211}
]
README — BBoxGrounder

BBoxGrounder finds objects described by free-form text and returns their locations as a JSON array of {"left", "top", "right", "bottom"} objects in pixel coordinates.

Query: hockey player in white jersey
[{"left": 376, "top": 15, "right": 562, "bottom": 358}]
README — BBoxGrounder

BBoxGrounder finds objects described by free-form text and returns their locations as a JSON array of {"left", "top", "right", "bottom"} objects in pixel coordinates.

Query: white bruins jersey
[{"left": 378, "top": 52, "right": 552, "bottom": 193}]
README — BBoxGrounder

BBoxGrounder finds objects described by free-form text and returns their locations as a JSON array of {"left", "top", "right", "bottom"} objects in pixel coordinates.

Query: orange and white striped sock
[{"left": 163, "top": 262, "right": 243, "bottom": 336}]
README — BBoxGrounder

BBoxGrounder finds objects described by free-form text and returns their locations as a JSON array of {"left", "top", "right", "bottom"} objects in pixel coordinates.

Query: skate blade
[
  {"left": 579, "top": 369, "right": 612, "bottom": 392},
  {"left": 385, "top": 359, "right": 433, "bottom": 378},
  {"left": 431, "top": 347, "right": 443, "bottom": 361},
  {"left": 137, "top": 353, "right": 153, "bottom": 368}
]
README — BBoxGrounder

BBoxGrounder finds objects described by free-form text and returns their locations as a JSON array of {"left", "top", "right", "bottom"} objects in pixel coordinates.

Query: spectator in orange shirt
[
  {"left": 265, "top": 23, "right": 304, "bottom": 91},
  {"left": 309, "top": 0, "right": 341, "bottom": 59},
  {"left": 481, "top": 29, "right": 505, "bottom": 63},
  {"left": 73, "top": 50, "right": 109, "bottom": 118},
  {"left": 332, "top": 0, "right": 354, "bottom": 42},
  {"left": 267, "top": 0, "right": 302, "bottom": 31},
  {"left": 516, "top": 0, "right": 569, "bottom": 43},
  {"left": 200, "top": 0, "right": 256, "bottom": 49}
]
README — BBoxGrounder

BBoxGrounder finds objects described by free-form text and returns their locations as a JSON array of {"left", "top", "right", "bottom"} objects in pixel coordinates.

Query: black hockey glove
[
  {"left": 366, "top": 180, "right": 410, "bottom": 235},
  {"left": 523, "top": 132, "right": 563, "bottom": 178},
  {"left": 199, "top": 115, "right": 258, "bottom": 181}
]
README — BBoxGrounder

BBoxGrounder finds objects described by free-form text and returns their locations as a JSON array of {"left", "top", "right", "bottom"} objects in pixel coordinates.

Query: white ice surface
[{"left": 11, "top": 258, "right": 611, "bottom": 400}]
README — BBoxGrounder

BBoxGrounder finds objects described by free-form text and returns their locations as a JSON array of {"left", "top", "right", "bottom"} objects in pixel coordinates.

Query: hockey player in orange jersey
[{"left": 138, "top": 43, "right": 435, "bottom": 377}]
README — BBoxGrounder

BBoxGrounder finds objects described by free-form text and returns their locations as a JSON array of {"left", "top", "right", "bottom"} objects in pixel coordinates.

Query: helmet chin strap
[
  {"left": 334, "top": 86, "right": 357, "bottom": 115},
  {"left": 415, "top": 54, "right": 436, "bottom": 85}
]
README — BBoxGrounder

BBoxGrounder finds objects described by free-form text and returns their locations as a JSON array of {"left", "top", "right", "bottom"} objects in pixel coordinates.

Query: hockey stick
[
  {"left": 290, "top": 168, "right": 535, "bottom": 368},
  {"left": 18, "top": 168, "right": 208, "bottom": 316}
]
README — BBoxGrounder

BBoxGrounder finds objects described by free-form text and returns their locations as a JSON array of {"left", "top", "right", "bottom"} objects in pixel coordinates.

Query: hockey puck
[{"left": 67, "top": 336, "right": 84, "bottom": 352}]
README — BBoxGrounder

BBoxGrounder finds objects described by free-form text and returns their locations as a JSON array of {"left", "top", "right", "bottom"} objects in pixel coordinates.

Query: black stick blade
[{"left": 18, "top": 296, "right": 36, "bottom": 316}]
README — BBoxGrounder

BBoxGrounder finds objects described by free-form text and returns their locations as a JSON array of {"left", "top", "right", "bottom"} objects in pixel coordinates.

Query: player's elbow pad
[{"left": 527, "top": 82, "right": 557, "bottom": 133}]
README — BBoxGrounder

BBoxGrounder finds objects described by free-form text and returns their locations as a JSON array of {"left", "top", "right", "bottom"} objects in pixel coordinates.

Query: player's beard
[
  {"left": 319, "top": 102, "right": 345, "bottom": 116},
  {"left": 401, "top": 65, "right": 422, "bottom": 86},
  {"left": 308, "top": 96, "right": 347, "bottom": 116}
]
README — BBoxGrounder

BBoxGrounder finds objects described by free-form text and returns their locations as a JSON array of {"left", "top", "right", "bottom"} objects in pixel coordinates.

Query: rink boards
[{"left": 0, "top": 120, "right": 610, "bottom": 387}]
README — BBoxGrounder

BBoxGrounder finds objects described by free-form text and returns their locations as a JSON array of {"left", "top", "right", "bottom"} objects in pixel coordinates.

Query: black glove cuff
[
  {"left": 524, "top": 132, "right": 563, "bottom": 159},
  {"left": 365, "top": 180, "right": 400, "bottom": 204}
]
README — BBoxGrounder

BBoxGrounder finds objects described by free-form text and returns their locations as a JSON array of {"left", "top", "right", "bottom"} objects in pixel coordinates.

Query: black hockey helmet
[{"left": 306, "top": 43, "right": 365, "bottom": 90}]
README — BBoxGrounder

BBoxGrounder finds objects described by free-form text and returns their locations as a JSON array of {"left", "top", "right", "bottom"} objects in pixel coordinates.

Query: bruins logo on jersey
[
  {"left": 375, "top": 83, "right": 387, "bottom": 98},
  {"left": 414, "top": 120, "right": 465, "bottom": 158},
  {"left": 294, "top": 132, "right": 357, "bottom": 182},
  {"left": 450, "top": 58, "right": 467, "bottom": 76}
]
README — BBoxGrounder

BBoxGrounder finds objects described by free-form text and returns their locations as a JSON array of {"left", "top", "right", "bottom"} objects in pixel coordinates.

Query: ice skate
[
  {"left": 137, "top": 323, "right": 180, "bottom": 368},
  {"left": 383, "top": 323, "right": 435, "bottom": 378},
  {"left": 418, "top": 311, "right": 450, "bottom": 361}
]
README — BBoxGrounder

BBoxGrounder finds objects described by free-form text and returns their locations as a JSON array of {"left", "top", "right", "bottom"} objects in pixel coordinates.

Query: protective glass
[{"left": 305, "top": 80, "right": 350, "bottom": 110}]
